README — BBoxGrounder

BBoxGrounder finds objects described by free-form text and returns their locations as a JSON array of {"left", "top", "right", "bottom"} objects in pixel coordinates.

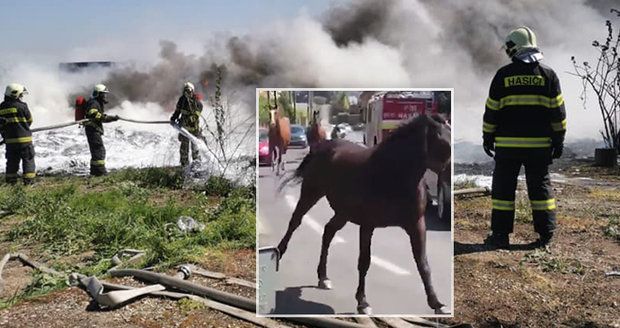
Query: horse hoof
[
  {"left": 357, "top": 305, "right": 372, "bottom": 315},
  {"left": 318, "top": 279, "right": 332, "bottom": 290},
  {"left": 434, "top": 306, "right": 449, "bottom": 314}
]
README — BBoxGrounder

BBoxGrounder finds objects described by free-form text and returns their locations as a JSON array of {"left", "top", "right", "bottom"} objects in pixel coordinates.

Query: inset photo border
[{"left": 256, "top": 88, "right": 454, "bottom": 317}]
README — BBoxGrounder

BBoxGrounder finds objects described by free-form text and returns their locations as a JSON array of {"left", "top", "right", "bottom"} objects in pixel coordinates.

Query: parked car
[
  {"left": 258, "top": 128, "right": 271, "bottom": 166},
  {"left": 289, "top": 124, "right": 308, "bottom": 148},
  {"left": 337, "top": 122, "right": 353, "bottom": 133}
]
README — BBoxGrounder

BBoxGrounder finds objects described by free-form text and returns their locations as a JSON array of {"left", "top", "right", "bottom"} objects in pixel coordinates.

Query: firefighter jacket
[
  {"left": 0, "top": 96, "right": 33, "bottom": 145},
  {"left": 84, "top": 98, "right": 114, "bottom": 134},
  {"left": 483, "top": 60, "right": 566, "bottom": 161},
  {"left": 171, "top": 95, "right": 203, "bottom": 133}
]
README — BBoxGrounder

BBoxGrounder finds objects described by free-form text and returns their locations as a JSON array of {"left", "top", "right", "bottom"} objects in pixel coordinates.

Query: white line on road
[
  {"left": 257, "top": 215, "right": 269, "bottom": 235},
  {"left": 371, "top": 256, "right": 411, "bottom": 275},
  {"left": 283, "top": 194, "right": 412, "bottom": 275},
  {"left": 284, "top": 195, "right": 345, "bottom": 243}
]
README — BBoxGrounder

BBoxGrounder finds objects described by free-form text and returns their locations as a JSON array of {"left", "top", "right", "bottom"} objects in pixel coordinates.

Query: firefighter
[
  {"left": 482, "top": 26, "right": 566, "bottom": 249},
  {"left": 83, "top": 84, "right": 119, "bottom": 176},
  {"left": 170, "top": 82, "right": 203, "bottom": 166},
  {"left": 0, "top": 83, "right": 35, "bottom": 184}
]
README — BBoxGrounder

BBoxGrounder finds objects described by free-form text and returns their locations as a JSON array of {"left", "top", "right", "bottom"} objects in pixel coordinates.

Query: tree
[
  {"left": 277, "top": 91, "right": 295, "bottom": 123},
  {"left": 435, "top": 91, "right": 451, "bottom": 117},
  {"left": 571, "top": 9, "right": 620, "bottom": 152}
]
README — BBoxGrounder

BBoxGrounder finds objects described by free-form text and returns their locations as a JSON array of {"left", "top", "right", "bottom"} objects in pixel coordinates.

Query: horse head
[
  {"left": 423, "top": 114, "right": 451, "bottom": 174},
  {"left": 269, "top": 108, "right": 278, "bottom": 126}
]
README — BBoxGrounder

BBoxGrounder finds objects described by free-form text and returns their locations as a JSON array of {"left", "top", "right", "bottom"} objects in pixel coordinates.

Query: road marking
[
  {"left": 283, "top": 194, "right": 412, "bottom": 275},
  {"left": 371, "top": 256, "right": 411, "bottom": 275},
  {"left": 284, "top": 195, "right": 345, "bottom": 244},
  {"left": 257, "top": 215, "right": 269, "bottom": 235}
]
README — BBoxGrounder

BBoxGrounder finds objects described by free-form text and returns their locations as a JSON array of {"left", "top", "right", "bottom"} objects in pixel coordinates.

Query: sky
[{"left": 3, "top": 0, "right": 332, "bottom": 62}]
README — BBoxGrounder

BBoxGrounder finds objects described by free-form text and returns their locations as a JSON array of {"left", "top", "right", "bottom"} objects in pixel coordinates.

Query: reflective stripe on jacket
[
  {"left": 482, "top": 60, "right": 566, "bottom": 153},
  {"left": 0, "top": 97, "right": 33, "bottom": 144}
]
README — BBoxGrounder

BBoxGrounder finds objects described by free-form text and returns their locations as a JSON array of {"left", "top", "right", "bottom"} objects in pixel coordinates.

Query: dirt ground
[
  {"left": 448, "top": 164, "right": 620, "bottom": 328},
  {"left": 0, "top": 248, "right": 259, "bottom": 328}
]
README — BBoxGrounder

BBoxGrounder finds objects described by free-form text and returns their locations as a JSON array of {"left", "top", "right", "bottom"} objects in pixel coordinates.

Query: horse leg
[
  {"left": 279, "top": 147, "right": 285, "bottom": 173},
  {"left": 276, "top": 184, "right": 322, "bottom": 258},
  {"left": 405, "top": 220, "right": 446, "bottom": 313},
  {"left": 274, "top": 146, "right": 280, "bottom": 176},
  {"left": 355, "top": 225, "right": 374, "bottom": 314},
  {"left": 317, "top": 214, "right": 347, "bottom": 289}
]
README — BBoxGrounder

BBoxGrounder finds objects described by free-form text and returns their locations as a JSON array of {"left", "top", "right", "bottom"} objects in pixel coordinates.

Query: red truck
[{"left": 363, "top": 91, "right": 438, "bottom": 146}]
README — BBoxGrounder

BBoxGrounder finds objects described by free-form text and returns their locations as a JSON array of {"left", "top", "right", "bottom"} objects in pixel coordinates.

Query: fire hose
[
  {"left": 0, "top": 117, "right": 170, "bottom": 145},
  {"left": 116, "top": 117, "right": 169, "bottom": 124},
  {"left": 109, "top": 269, "right": 368, "bottom": 328}
]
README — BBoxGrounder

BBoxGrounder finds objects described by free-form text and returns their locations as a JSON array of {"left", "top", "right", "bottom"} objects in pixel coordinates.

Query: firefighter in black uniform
[
  {"left": 0, "top": 83, "right": 36, "bottom": 184},
  {"left": 170, "top": 82, "right": 203, "bottom": 166},
  {"left": 483, "top": 26, "right": 566, "bottom": 248},
  {"left": 83, "top": 84, "right": 119, "bottom": 176}
]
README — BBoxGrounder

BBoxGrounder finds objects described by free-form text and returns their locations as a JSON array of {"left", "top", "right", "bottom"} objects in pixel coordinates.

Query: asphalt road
[{"left": 257, "top": 132, "right": 453, "bottom": 316}]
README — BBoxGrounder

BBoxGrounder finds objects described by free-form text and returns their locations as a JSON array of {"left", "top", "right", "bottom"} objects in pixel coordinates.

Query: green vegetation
[
  {"left": 514, "top": 195, "right": 532, "bottom": 224},
  {"left": 520, "top": 248, "right": 585, "bottom": 275},
  {"left": 0, "top": 167, "right": 255, "bottom": 308},
  {"left": 603, "top": 215, "right": 620, "bottom": 241},
  {"left": 454, "top": 177, "right": 478, "bottom": 190},
  {"left": 0, "top": 271, "right": 68, "bottom": 310}
]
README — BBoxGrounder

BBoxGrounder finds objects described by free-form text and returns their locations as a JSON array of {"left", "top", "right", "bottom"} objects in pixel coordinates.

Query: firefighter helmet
[
  {"left": 184, "top": 82, "right": 195, "bottom": 93},
  {"left": 5, "top": 83, "right": 28, "bottom": 99},
  {"left": 92, "top": 84, "right": 109, "bottom": 97},
  {"left": 504, "top": 26, "right": 538, "bottom": 58}
]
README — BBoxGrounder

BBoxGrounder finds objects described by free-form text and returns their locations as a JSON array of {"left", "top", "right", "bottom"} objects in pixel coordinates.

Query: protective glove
[
  {"left": 170, "top": 117, "right": 179, "bottom": 126},
  {"left": 483, "top": 135, "right": 495, "bottom": 158},
  {"left": 105, "top": 115, "right": 119, "bottom": 122},
  {"left": 551, "top": 142, "right": 563, "bottom": 159}
]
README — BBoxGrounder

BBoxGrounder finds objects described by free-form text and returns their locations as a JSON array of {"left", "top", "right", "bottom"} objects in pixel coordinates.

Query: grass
[
  {"left": 520, "top": 248, "right": 585, "bottom": 275},
  {"left": 0, "top": 271, "right": 68, "bottom": 310},
  {"left": 0, "top": 167, "right": 255, "bottom": 308},
  {"left": 603, "top": 215, "right": 620, "bottom": 241},
  {"left": 454, "top": 177, "right": 478, "bottom": 190},
  {"left": 514, "top": 194, "right": 532, "bottom": 224}
]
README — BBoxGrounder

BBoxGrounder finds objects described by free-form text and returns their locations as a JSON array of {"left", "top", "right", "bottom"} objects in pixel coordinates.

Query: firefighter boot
[
  {"left": 484, "top": 233, "right": 510, "bottom": 249},
  {"left": 533, "top": 232, "right": 553, "bottom": 249}
]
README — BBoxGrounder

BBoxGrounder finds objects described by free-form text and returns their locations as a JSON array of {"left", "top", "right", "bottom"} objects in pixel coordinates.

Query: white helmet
[
  {"left": 183, "top": 82, "right": 195, "bottom": 93},
  {"left": 92, "top": 83, "right": 109, "bottom": 97},
  {"left": 5, "top": 83, "right": 28, "bottom": 99},
  {"left": 504, "top": 26, "right": 538, "bottom": 58}
]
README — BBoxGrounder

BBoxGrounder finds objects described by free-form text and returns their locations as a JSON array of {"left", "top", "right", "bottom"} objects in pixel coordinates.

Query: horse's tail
[{"left": 277, "top": 152, "right": 313, "bottom": 193}]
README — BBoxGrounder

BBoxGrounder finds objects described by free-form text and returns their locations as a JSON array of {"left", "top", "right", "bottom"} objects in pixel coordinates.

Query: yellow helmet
[
  {"left": 504, "top": 26, "right": 537, "bottom": 58},
  {"left": 5, "top": 83, "right": 28, "bottom": 99}
]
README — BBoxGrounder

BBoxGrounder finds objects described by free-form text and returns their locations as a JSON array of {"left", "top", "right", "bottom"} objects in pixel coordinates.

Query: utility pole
[
  {"left": 291, "top": 91, "right": 296, "bottom": 124},
  {"left": 308, "top": 90, "right": 313, "bottom": 127}
]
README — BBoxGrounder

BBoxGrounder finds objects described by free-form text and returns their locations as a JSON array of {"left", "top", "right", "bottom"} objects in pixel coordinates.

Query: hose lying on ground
[
  {"left": 0, "top": 252, "right": 64, "bottom": 293},
  {"left": 109, "top": 269, "right": 369, "bottom": 328}
]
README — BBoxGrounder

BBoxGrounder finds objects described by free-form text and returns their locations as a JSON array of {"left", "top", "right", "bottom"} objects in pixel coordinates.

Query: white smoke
[{"left": 0, "top": 0, "right": 615, "bottom": 172}]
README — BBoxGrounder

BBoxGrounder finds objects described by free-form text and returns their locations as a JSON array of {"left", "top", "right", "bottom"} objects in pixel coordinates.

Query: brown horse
[
  {"left": 277, "top": 114, "right": 451, "bottom": 314},
  {"left": 305, "top": 110, "right": 326, "bottom": 150},
  {"left": 269, "top": 108, "right": 290, "bottom": 176}
]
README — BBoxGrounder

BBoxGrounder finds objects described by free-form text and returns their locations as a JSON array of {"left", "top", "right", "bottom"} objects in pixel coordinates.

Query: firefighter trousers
[
  {"left": 85, "top": 127, "right": 107, "bottom": 176},
  {"left": 179, "top": 133, "right": 200, "bottom": 166},
  {"left": 491, "top": 157, "right": 556, "bottom": 237},
  {"left": 5, "top": 143, "right": 35, "bottom": 184}
]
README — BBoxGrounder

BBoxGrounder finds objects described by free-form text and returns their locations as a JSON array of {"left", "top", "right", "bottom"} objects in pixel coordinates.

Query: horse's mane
[{"left": 367, "top": 114, "right": 446, "bottom": 195}]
